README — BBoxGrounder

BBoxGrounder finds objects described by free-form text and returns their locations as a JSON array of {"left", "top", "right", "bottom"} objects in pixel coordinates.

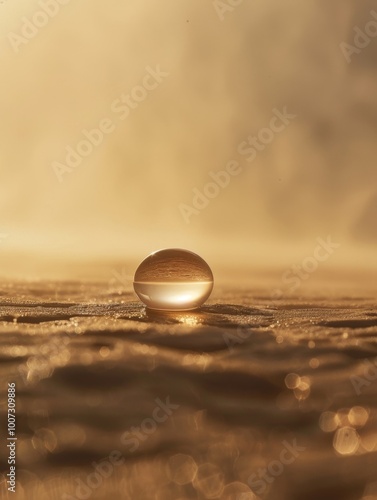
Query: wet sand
[{"left": 0, "top": 280, "right": 376, "bottom": 500}]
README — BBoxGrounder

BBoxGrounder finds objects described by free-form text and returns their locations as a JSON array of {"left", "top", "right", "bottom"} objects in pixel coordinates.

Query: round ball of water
[{"left": 133, "top": 248, "right": 214, "bottom": 311}]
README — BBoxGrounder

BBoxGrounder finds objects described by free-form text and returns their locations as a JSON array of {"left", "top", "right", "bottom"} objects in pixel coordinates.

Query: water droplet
[
  {"left": 309, "top": 357, "right": 319, "bottom": 369},
  {"left": 222, "top": 482, "right": 255, "bottom": 499},
  {"left": 285, "top": 373, "right": 301, "bottom": 389},
  {"left": 319, "top": 411, "right": 338, "bottom": 432},
  {"left": 193, "top": 463, "right": 224, "bottom": 498},
  {"left": 348, "top": 406, "right": 369, "bottom": 427},
  {"left": 333, "top": 426, "right": 360, "bottom": 455},
  {"left": 133, "top": 248, "right": 214, "bottom": 311},
  {"left": 167, "top": 453, "right": 198, "bottom": 485}
]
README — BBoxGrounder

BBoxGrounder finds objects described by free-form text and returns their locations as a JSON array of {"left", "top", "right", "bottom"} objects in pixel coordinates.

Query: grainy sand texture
[{"left": 0, "top": 279, "right": 376, "bottom": 500}]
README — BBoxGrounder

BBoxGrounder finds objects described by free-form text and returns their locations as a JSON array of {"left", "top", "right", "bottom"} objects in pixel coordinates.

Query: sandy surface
[{"left": 0, "top": 280, "right": 376, "bottom": 500}]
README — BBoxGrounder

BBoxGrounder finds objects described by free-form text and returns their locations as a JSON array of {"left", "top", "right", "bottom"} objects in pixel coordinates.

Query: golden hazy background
[{"left": 0, "top": 0, "right": 376, "bottom": 281}]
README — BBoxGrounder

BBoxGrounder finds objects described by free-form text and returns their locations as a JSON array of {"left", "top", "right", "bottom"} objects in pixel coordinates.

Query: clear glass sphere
[{"left": 133, "top": 248, "right": 214, "bottom": 311}]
